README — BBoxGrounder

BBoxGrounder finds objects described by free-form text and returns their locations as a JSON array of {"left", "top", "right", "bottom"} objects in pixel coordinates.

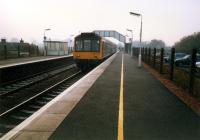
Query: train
[{"left": 73, "top": 32, "right": 117, "bottom": 70}]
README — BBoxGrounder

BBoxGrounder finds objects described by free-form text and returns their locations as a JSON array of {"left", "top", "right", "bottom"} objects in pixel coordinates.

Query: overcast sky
[{"left": 0, "top": 0, "right": 200, "bottom": 46}]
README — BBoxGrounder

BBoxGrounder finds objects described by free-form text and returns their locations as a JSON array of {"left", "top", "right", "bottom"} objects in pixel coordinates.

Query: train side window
[
  {"left": 75, "top": 40, "right": 83, "bottom": 51},
  {"left": 83, "top": 40, "right": 91, "bottom": 51}
]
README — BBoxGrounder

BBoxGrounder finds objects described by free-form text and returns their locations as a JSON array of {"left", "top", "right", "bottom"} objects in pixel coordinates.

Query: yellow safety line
[{"left": 117, "top": 53, "right": 124, "bottom": 140}]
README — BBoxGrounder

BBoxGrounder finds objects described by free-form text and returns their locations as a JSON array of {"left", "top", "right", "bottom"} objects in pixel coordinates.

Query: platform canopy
[{"left": 93, "top": 30, "right": 126, "bottom": 43}]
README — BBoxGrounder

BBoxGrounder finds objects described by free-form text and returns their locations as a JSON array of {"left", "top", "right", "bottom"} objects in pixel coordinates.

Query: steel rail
[{"left": 0, "top": 71, "right": 81, "bottom": 117}]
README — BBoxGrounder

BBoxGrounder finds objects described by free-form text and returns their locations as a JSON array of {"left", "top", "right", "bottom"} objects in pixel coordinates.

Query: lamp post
[
  {"left": 125, "top": 34, "right": 130, "bottom": 53},
  {"left": 70, "top": 34, "right": 74, "bottom": 54},
  {"left": 43, "top": 28, "right": 51, "bottom": 56},
  {"left": 130, "top": 12, "right": 143, "bottom": 67},
  {"left": 126, "top": 29, "right": 133, "bottom": 56}
]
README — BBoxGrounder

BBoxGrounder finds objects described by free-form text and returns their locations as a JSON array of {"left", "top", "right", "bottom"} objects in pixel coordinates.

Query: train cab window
[
  {"left": 83, "top": 40, "right": 91, "bottom": 51},
  {"left": 75, "top": 40, "right": 83, "bottom": 51},
  {"left": 91, "top": 40, "right": 100, "bottom": 52},
  {"left": 75, "top": 39, "right": 99, "bottom": 52}
]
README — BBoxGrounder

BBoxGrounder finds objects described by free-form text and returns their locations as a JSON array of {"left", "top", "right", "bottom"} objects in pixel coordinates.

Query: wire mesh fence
[{"left": 132, "top": 47, "right": 200, "bottom": 97}]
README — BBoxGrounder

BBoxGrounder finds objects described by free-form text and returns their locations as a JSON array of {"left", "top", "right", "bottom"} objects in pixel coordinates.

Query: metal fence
[
  {"left": 0, "top": 43, "right": 41, "bottom": 60},
  {"left": 132, "top": 47, "right": 200, "bottom": 97}
]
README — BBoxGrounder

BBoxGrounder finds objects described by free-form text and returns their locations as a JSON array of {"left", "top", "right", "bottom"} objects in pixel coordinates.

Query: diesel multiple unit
[{"left": 73, "top": 32, "right": 117, "bottom": 70}]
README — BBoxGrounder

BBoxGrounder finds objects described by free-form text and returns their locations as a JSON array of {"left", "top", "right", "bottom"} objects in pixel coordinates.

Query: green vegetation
[
  {"left": 148, "top": 39, "right": 166, "bottom": 48},
  {"left": 173, "top": 32, "right": 200, "bottom": 53},
  {"left": 144, "top": 39, "right": 166, "bottom": 49}
]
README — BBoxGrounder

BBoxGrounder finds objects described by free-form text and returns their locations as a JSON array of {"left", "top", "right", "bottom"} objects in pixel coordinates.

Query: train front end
[{"left": 73, "top": 33, "right": 102, "bottom": 70}]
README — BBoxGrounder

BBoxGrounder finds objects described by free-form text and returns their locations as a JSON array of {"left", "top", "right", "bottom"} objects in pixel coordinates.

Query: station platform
[
  {"left": 2, "top": 52, "right": 200, "bottom": 140},
  {"left": 0, "top": 55, "right": 72, "bottom": 69}
]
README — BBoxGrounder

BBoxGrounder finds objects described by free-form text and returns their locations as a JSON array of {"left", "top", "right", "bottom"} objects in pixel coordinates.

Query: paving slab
[
  {"left": 14, "top": 131, "right": 52, "bottom": 140},
  {"left": 123, "top": 54, "right": 200, "bottom": 140},
  {"left": 49, "top": 53, "right": 122, "bottom": 140},
  {"left": 0, "top": 53, "right": 117, "bottom": 140},
  {"left": 2, "top": 52, "right": 199, "bottom": 140},
  {"left": 50, "top": 53, "right": 200, "bottom": 140}
]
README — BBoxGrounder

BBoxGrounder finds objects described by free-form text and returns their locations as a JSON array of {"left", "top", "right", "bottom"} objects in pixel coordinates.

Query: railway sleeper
[
  {"left": 20, "top": 109, "right": 35, "bottom": 114},
  {"left": 11, "top": 115, "right": 28, "bottom": 120}
]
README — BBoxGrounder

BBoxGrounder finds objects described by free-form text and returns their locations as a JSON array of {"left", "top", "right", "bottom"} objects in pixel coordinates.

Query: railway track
[
  {"left": 0, "top": 70, "right": 84, "bottom": 137},
  {"left": 0, "top": 64, "right": 76, "bottom": 97},
  {"left": 0, "top": 65, "right": 80, "bottom": 115}
]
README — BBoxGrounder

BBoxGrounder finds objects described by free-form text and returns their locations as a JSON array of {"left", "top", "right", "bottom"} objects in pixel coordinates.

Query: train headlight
[{"left": 76, "top": 55, "right": 80, "bottom": 59}]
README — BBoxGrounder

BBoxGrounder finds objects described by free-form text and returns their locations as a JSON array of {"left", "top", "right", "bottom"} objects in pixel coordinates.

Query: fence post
[
  {"left": 142, "top": 47, "right": 144, "bottom": 61},
  {"left": 18, "top": 45, "right": 20, "bottom": 57},
  {"left": 160, "top": 48, "right": 164, "bottom": 74},
  {"left": 0, "top": 69, "right": 1, "bottom": 85},
  {"left": 29, "top": 45, "right": 31, "bottom": 57},
  {"left": 37, "top": 46, "right": 39, "bottom": 56},
  {"left": 131, "top": 47, "right": 133, "bottom": 57},
  {"left": 189, "top": 49, "right": 197, "bottom": 95},
  {"left": 147, "top": 48, "right": 149, "bottom": 64},
  {"left": 169, "top": 48, "right": 175, "bottom": 81},
  {"left": 153, "top": 48, "right": 156, "bottom": 68},
  {"left": 146, "top": 48, "right": 148, "bottom": 63},
  {"left": 4, "top": 45, "right": 7, "bottom": 59},
  {"left": 144, "top": 48, "right": 146, "bottom": 62},
  {"left": 148, "top": 48, "right": 151, "bottom": 65},
  {"left": 141, "top": 47, "right": 143, "bottom": 60}
]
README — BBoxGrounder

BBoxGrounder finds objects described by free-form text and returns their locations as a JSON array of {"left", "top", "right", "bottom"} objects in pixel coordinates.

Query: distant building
[
  {"left": 0, "top": 39, "right": 38, "bottom": 59},
  {"left": 44, "top": 41, "right": 68, "bottom": 56},
  {"left": 132, "top": 41, "right": 149, "bottom": 48}
]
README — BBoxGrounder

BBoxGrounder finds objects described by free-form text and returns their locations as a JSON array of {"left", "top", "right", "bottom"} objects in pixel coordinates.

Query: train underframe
[
  {"left": 74, "top": 59, "right": 102, "bottom": 71},
  {"left": 74, "top": 53, "right": 114, "bottom": 71}
]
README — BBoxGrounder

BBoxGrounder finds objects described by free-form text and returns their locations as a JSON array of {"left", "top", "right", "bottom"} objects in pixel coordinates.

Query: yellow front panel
[{"left": 73, "top": 52, "right": 102, "bottom": 60}]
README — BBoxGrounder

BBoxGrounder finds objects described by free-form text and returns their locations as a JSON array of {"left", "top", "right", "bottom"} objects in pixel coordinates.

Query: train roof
[
  {"left": 75, "top": 32, "right": 101, "bottom": 39},
  {"left": 102, "top": 37, "right": 117, "bottom": 46},
  {"left": 75, "top": 32, "right": 117, "bottom": 46}
]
